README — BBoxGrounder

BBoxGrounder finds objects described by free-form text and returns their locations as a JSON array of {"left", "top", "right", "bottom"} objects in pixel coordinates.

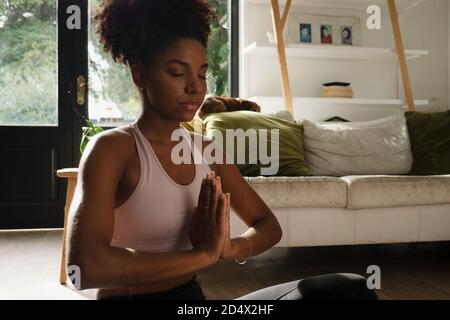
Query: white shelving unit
[
  {"left": 246, "top": 0, "right": 430, "bottom": 14},
  {"left": 249, "top": 96, "right": 429, "bottom": 107},
  {"left": 244, "top": 41, "right": 429, "bottom": 61},
  {"left": 248, "top": 96, "right": 430, "bottom": 122},
  {"left": 239, "top": 0, "right": 431, "bottom": 121}
]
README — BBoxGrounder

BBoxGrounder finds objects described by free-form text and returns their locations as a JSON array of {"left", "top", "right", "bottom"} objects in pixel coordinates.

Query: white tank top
[{"left": 110, "top": 121, "right": 212, "bottom": 252}]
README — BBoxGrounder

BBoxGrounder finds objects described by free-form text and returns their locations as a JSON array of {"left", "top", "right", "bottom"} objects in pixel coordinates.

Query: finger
[
  {"left": 216, "top": 176, "right": 222, "bottom": 198},
  {"left": 209, "top": 178, "right": 219, "bottom": 225},
  {"left": 217, "top": 193, "right": 227, "bottom": 229},
  {"left": 189, "top": 206, "right": 197, "bottom": 235},
  {"left": 226, "top": 193, "right": 231, "bottom": 220},
  {"left": 197, "top": 178, "right": 205, "bottom": 216},
  {"left": 225, "top": 194, "right": 231, "bottom": 238},
  {"left": 203, "top": 176, "right": 212, "bottom": 223},
  {"left": 190, "top": 206, "right": 197, "bottom": 224}
]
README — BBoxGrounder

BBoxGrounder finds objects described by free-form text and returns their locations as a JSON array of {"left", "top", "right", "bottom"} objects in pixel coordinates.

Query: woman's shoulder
[
  {"left": 90, "top": 125, "right": 134, "bottom": 149},
  {"left": 80, "top": 125, "right": 136, "bottom": 171}
]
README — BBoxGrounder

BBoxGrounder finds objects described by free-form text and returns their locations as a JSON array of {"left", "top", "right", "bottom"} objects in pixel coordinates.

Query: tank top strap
[{"left": 129, "top": 121, "right": 151, "bottom": 187}]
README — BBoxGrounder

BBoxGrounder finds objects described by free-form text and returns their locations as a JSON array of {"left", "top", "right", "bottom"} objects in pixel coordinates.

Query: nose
[{"left": 185, "top": 74, "right": 204, "bottom": 95}]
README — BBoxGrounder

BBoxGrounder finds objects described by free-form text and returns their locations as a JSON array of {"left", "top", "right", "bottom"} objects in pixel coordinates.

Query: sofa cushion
[
  {"left": 342, "top": 175, "right": 450, "bottom": 210},
  {"left": 203, "top": 111, "right": 310, "bottom": 176},
  {"left": 244, "top": 176, "right": 347, "bottom": 208},
  {"left": 405, "top": 111, "right": 450, "bottom": 175},
  {"left": 302, "top": 115, "right": 413, "bottom": 176}
]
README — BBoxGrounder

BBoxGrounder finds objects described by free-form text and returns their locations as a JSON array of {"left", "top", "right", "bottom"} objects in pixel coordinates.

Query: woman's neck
[{"left": 136, "top": 109, "right": 181, "bottom": 145}]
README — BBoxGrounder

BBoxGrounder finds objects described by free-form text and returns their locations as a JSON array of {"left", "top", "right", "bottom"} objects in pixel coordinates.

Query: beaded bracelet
[{"left": 235, "top": 235, "right": 253, "bottom": 265}]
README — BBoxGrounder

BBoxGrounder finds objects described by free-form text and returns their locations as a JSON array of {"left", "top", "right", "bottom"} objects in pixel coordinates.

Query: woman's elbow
[
  {"left": 67, "top": 251, "right": 107, "bottom": 290},
  {"left": 274, "top": 222, "right": 283, "bottom": 245},
  {"left": 269, "top": 213, "right": 283, "bottom": 245}
]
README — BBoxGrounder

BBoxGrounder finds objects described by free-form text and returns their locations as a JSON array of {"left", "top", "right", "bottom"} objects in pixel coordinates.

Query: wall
[
  {"left": 399, "top": 0, "right": 449, "bottom": 111},
  {"left": 240, "top": 0, "right": 450, "bottom": 119},
  {"left": 243, "top": 3, "right": 398, "bottom": 100}
]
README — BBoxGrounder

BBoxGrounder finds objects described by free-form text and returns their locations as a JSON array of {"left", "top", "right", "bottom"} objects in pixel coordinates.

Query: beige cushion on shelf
[
  {"left": 303, "top": 115, "right": 413, "bottom": 176},
  {"left": 342, "top": 175, "right": 450, "bottom": 210},
  {"left": 244, "top": 176, "right": 347, "bottom": 208}
]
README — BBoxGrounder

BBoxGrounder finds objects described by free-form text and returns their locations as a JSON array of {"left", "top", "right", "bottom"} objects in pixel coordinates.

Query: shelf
[
  {"left": 246, "top": 0, "right": 431, "bottom": 13},
  {"left": 249, "top": 96, "right": 430, "bottom": 107},
  {"left": 244, "top": 41, "right": 429, "bottom": 61}
]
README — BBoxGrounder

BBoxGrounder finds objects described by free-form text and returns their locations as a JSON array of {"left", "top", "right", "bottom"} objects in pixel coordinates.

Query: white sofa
[{"left": 230, "top": 175, "right": 450, "bottom": 247}]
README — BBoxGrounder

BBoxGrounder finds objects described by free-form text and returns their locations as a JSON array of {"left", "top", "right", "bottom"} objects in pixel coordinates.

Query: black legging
[
  {"left": 236, "top": 273, "right": 378, "bottom": 300},
  {"left": 99, "top": 273, "right": 378, "bottom": 300}
]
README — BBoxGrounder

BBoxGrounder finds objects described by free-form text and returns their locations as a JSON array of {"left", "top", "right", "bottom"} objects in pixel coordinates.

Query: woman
[{"left": 67, "top": 0, "right": 377, "bottom": 300}]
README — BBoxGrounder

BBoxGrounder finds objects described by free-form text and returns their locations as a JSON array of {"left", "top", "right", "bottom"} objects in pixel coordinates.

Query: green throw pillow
[
  {"left": 405, "top": 111, "right": 450, "bottom": 175},
  {"left": 203, "top": 111, "right": 310, "bottom": 176}
]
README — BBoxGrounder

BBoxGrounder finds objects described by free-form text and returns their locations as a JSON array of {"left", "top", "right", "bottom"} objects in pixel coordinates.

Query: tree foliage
[{"left": 0, "top": 0, "right": 230, "bottom": 125}]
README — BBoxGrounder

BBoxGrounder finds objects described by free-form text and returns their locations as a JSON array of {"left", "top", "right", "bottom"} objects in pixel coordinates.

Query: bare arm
[
  {"left": 217, "top": 162, "right": 282, "bottom": 259},
  {"left": 203, "top": 138, "right": 282, "bottom": 260},
  {"left": 66, "top": 131, "right": 223, "bottom": 290}
]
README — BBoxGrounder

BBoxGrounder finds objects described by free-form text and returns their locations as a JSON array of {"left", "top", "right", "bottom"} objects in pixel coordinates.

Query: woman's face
[{"left": 134, "top": 38, "right": 208, "bottom": 123}]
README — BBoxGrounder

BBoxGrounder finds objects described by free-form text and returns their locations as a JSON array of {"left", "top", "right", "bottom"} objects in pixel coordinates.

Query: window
[
  {"left": 0, "top": 0, "right": 57, "bottom": 126},
  {"left": 88, "top": 0, "right": 230, "bottom": 127}
]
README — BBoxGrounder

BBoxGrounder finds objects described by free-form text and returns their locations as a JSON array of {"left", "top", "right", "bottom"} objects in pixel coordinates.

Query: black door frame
[
  {"left": 0, "top": 0, "right": 87, "bottom": 229},
  {"left": 0, "top": 0, "right": 237, "bottom": 229}
]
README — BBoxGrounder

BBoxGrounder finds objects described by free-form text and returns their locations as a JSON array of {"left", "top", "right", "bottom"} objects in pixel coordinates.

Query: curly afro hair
[{"left": 94, "top": 0, "right": 216, "bottom": 68}]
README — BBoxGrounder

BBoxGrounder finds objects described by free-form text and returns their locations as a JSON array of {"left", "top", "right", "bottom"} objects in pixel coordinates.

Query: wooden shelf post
[
  {"left": 388, "top": 0, "right": 416, "bottom": 112},
  {"left": 270, "top": 0, "right": 293, "bottom": 113},
  {"left": 266, "top": 0, "right": 418, "bottom": 113}
]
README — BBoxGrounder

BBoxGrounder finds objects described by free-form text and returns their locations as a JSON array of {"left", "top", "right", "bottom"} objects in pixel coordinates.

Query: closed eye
[{"left": 170, "top": 73, "right": 207, "bottom": 80}]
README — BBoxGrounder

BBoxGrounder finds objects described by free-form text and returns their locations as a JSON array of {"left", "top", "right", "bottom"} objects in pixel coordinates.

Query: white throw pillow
[
  {"left": 264, "top": 110, "right": 296, "bottom": 123},
  {"left": 302, "top": 115, "right": 413, "bottom": 176}
]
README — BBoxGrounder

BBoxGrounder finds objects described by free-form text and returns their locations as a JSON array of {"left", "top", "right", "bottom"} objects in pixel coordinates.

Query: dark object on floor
[
  {"left": 236, "top": 273, "right": 378, "bottom": 300},
  {"left": 323, "top": 82, "right": 351, "bottom": 87},
  {"left": 323, "top": 116, "right": 350, "bottom": 122}
]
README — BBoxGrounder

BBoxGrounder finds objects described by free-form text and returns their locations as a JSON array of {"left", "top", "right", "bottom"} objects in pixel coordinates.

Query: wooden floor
[
  {"left": 1, "top": 229, "right": 449, "bottom": 300},
  {"left": 199, "top": 241, "right": 450, "bottom": 300}
]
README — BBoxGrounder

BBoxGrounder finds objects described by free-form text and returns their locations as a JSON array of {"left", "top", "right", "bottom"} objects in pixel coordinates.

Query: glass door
[
  {"left": 87, "top": 0, "right": 231, "bottom": 128},
  {"left": 0, "top": 0, "right": 85, "bottom": 228},
  {"left": 0, "top": 0, "right": 234, "bottom": 229}
]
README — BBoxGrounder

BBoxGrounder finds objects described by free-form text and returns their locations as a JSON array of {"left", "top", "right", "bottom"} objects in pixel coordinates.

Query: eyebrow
[{"left": 166, "top": 59, "right": 209, "bottom": 69}]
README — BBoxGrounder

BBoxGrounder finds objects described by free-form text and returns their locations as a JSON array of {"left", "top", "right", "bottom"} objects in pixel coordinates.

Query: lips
[{"left": 179, "top": 102, "right": 202, "bottom": 111}]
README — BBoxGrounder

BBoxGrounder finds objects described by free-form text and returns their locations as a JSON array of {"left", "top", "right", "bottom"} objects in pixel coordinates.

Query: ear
[{"left": 130, "top": 64, "right": 146, "bottom": 90}]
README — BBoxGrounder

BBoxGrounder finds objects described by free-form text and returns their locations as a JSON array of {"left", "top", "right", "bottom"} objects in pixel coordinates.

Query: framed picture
[
  {"left": 287, "top": 14, "right": 361, "bottom": 46},
  {"left": 340, "top": 26, "right": 353, "bottom": 45},
  {"left": 320, "top": 25, "right": 333, "bottom": 44},
  {"left": 299, "top": 23, "right": 312, "bottom": 43}
]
